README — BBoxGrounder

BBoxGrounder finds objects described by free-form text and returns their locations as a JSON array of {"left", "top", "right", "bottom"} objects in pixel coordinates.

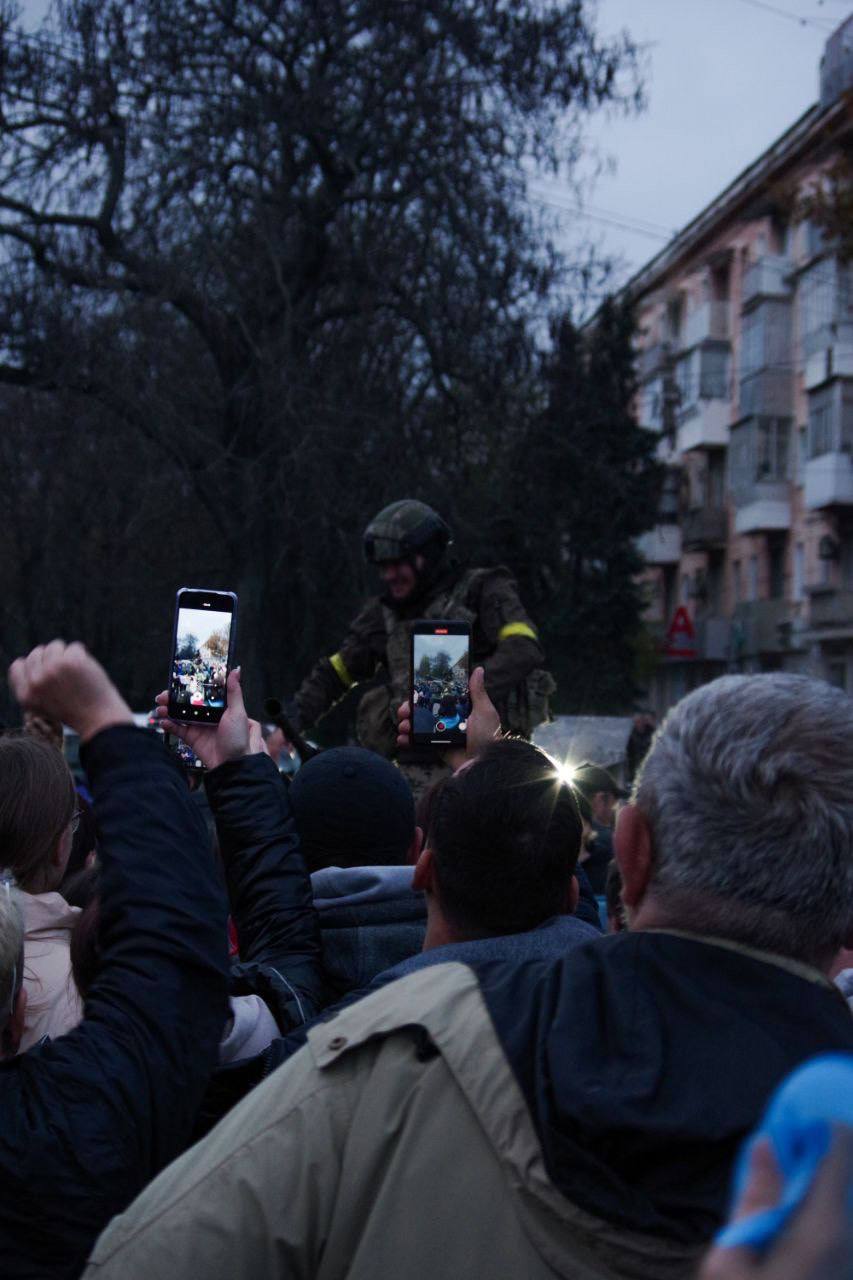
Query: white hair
[
  {"left": 635, "top": 673, "right": 853, "bottom": 967},
  {"left": 0, "top": 876, "right": 24, "bottom": 1028}
]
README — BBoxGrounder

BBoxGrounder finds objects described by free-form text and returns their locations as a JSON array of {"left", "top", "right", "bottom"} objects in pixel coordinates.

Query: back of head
[
  {"left": 289, "top": 746, "right": 415, "bottom": 873},
  {"left": 429, "top": 737, "right": 583, "bottom": 938},
  {"left": 635, "top": 672, "right": 853, "bottom": 968},
  {"left": 0, "top": 734, "right": 76, "bottom": 894}
]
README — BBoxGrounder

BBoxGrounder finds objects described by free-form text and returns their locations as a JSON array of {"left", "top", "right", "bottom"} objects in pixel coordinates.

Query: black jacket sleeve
[
  {"left": 294, "top": 596, "right": 387, "bottom": 729},
  {"left": 204, "top": 753, "right": 329, "bottom": 1032},
  {"left": 0, "top": 726, "right": 230, "bottom": 1280}
]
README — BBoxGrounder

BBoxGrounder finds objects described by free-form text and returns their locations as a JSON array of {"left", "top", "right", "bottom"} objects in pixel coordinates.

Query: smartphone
[
  {"left": 168, "top": 587, "right": 238, "bottom": 725},
  {"left": 410, "top": 620, "right": 471, "bottom": 748},
  {"left": 164, "top": 732, "right": 206, "bottom": 773}
]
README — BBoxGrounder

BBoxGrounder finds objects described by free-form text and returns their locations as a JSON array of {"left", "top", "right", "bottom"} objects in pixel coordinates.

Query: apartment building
[{"left": 632, "top": 15, "right": 853, "bottom": 714}]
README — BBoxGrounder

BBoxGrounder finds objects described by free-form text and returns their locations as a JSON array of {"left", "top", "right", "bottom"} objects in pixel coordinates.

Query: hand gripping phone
[
  {"left": 167, "top": 587, "right": 238, "bottom": 725},
  {"left": 410, "top": 620, "right": 471, "bottom": 748}
]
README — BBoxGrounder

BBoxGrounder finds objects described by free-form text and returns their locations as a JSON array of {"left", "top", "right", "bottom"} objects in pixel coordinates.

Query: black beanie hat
[{"left": 289, "top": 747, "right": 415, "bottom": 874}]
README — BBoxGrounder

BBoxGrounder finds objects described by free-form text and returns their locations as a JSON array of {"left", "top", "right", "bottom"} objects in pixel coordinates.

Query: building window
[
  {"left": 667, "top": 294, "right": 684, "bottom": 344},
  {"left": 708, "top": 553, "right": 724, "bottom": 613},
  {"left": 733, "top": 559, "right": 742, "bottom": 603},
  {"left": 793, "top": 542, "right": 805, "bottom": 602},
  {"left": 809, "top": 385, "right": 835, "bottom": 457},
  {"left": 797, "top": 425, "right": 807, "bottom": 476},
  {"left": 843, "top": 385, "right": 853, "bottom": 453},
  {"left": 768, "top": 537, "right": 785, "bottom": 600},
  {"left": 708, "top": 452, "right": 726, "bottom": 508},
  {"left": 748, "top": 554, "right": 759, "bottom": 602},
  {"left": 639, "top": 377, "right": 665, "bottom": 432},
  {"left": 740, "top": 300, "right": 792, "bottom": 409},
  {"left": 756, "top": 418, "right": 789, "bottom": 480},
  {"left": 798, "top": 259, "right": 853, "bottom": 358},
  {"left": 828, "top": 661, "right": 847, "bottom": 691}
]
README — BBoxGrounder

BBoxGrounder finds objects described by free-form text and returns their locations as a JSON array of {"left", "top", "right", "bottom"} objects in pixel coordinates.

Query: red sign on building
[{"left": 665, "top": 606, "right": 697, "bottom": 659}]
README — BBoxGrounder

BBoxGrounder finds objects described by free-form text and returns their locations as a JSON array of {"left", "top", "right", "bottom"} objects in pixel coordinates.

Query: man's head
[
  {"left": 572, "top": 761, "right": 625, "bottom": 827},
  {"left": 290, "top": 746, "right": 417, "bottom": 873},
  {"left": 618, "top": 673, "right": 853, "bottom": 970},
  {"left": 363, "top": 500, "right": 451, "bottom": 603},
  {"left": 415, "top": 737, "right": 583, "bottom": 943},
  {"left": 0, "top": 879, "right": 26, "bottom": 1057}
]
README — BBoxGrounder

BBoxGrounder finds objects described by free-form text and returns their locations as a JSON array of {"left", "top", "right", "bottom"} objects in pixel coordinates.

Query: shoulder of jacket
[
  {"left": 458, "top": 565, "right": 518, "bottom": 602},
  {"left": 307, "top": 962, "right": 485, "bottom": 1070}
]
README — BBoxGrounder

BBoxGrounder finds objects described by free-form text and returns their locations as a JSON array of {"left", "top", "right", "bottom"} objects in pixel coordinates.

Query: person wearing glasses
[{"left": 0, "top": 732, "right": 84, "bottom": 1049}]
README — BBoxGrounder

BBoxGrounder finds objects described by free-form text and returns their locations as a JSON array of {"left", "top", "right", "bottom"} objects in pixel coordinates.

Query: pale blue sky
[{"left": 548, "top": 0, "right": 849, "bottom": 285}]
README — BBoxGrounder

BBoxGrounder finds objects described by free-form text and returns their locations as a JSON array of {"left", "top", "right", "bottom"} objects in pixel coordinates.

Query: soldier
[{"left": 277, "top": 500, "right": 554, "bottom": 791}]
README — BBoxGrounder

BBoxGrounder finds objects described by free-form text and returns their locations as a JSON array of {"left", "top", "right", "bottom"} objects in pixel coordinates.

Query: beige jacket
[
  {"left": 85, "top": 964, "right": 701, "bottom": 1280},
  {"left": 20, "top": 890, "right": 83, "bottom": 1052}
]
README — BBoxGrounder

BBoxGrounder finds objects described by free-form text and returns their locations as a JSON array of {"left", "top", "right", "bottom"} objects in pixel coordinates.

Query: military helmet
[{"left": 363, "top": 500, "right": 450, "bottom": 564}]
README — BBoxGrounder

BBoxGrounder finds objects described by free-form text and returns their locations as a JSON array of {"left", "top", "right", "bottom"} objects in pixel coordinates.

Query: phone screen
[
  {"left": 410, "top": 621, "right": 471, "bottom": 747},
  {"left": 168, "top": 588, "right": 237, "bottom": 724}
]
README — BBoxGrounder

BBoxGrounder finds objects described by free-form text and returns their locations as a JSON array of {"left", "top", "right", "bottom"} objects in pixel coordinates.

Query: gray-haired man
[{"left": 85, "top": 673, "right": 853, "bottom": 1280}]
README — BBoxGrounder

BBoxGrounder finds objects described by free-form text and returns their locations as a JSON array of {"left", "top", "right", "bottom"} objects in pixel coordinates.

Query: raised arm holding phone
[{"left": 0, "top": 641, "right": 231, "bottom": 1280}]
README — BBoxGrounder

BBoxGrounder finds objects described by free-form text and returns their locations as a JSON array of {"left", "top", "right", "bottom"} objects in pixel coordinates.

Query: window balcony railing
[
  {"left": 682, "top": 506, "right": 728, "bottom": 550},
  {"left": 737, "top": 369, "right": 792, "bottom": 419},
  {"left": 741, "top": 255, "right": 792, "bottom": 308},
  {"left": 732, "top": 599, "right": 793, "bottom": 654},
  {"left": 682, "top": 300, "right": 730, "bottom": 348}
]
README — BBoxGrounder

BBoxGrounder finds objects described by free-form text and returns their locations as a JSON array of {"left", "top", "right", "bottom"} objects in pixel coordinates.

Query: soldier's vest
[{"left": 356, "top": 569, "right": 554, "bottom": 756}]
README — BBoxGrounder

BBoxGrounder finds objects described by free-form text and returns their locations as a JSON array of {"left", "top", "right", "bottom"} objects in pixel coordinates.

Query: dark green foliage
[{"left": 492, "top": 297, "right": 662, "bottom": 712}]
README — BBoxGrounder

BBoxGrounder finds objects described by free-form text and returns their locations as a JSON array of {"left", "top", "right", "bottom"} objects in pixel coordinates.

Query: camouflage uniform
[
  {"left": 296, "top": 572, "right": 549, "bottom": 766},
  {"left": 291, "top": 500, "right": 553, "bottom": 795}
]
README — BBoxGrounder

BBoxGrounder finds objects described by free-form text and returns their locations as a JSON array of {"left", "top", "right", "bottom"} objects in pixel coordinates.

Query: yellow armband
[
  {"left": 498, "top": 622, "right": 538, "bottom": 644},
  {"left": 329, "top": 651, "right": 354, "bottom": 689}
]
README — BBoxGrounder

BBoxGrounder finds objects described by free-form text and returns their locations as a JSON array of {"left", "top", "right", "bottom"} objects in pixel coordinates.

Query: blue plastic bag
[{"left": 716, "top": 1052, "right": 853, "bottom": 1251}]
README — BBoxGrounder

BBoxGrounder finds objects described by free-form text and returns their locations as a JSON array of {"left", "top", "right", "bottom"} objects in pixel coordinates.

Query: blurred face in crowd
[
  {"left": 591, "top": 790, "right": 617, "bottom": 827},
  {"left": 379, "top": 554, "right": 425, "bottom": 601}
]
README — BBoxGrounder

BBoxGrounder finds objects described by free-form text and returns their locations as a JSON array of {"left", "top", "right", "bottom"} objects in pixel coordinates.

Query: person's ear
[
  {"left": 614, "top": 804, "right": 654, "bottom": 913},
  {"left": 566, "top": 874, "right": 579, "bottom": 915},
  {"left": 413, "top": 844, "right": 435, "bottom": 893},
  {"left": 407, "top": 826, "right": 425, "bottom": 866}
]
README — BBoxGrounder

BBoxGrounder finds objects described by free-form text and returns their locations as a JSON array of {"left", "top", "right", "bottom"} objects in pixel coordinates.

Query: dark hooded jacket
[
  {"left": 476, "top": 930, "right": 853, "bottom": 1242},
  {"left": 83, "top": 929, "right": 853, "bottom": 1280},
  {"left": 0, "top": 727, "right": 230, "bottom": 1280}
]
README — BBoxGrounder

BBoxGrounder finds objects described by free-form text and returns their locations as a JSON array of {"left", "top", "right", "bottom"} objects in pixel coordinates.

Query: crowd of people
[
  {"left": 1, "top": 636, "right": 852, "bottom": 1279},
  {"left": 171, "top": 653, "right": 227, "bottom": 708}
]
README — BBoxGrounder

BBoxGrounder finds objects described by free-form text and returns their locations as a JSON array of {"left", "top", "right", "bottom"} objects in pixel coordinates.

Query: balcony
[
  {"left": 741, "top": 255, "right": 791, "bottom": 308},
  {"left": 733, "top": 481, "right": 790, "bottom": 534},
  {"left": 676, "top": 399, "right": 730, "bottom": 452},
  {"left": 804, "top": 322, "right": 853, "bottom": 390},
  {"left": 804, "top": 452, "right": 853, "bottom": 509},
  {"left": 682, "top": 505, "right": 728, "bottom": 550},
  {"left": 738, "top": 369, "right": 792, "bottom": 419},
  {"left": 637, "top": 523, "right": 682, "bottom": 565},
  {"left": 732, "top": 598, "right": 793, "bottom": 655},
  {"left": 683, "top": 300, "right": 730, "bottom": 348},
  {"left": 694, "top": 614, "right": 731, "bottom": 662},
  {"left": 808, "top": 589, "right": 853, "bottom": 631},
  {"left": 637, "top": 341, "right": 670, "bottom": 382}
]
